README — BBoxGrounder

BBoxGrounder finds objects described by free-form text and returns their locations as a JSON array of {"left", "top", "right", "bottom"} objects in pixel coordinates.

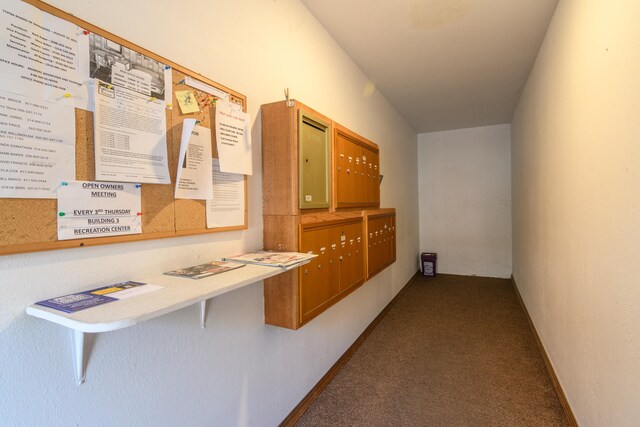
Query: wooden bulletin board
[{"left": 0, "top": 0, "right": 248, "bottom": 256}]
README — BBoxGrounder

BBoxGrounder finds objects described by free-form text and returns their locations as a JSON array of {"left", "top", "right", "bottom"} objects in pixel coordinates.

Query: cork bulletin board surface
[{"left": 0, "top": 0, "right": 248, "bottom": 255}]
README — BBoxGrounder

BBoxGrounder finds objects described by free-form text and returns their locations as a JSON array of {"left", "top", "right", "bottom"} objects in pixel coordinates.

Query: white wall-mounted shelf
[{"left": 26, "top": 263, "right": 300, "bottom": 384}]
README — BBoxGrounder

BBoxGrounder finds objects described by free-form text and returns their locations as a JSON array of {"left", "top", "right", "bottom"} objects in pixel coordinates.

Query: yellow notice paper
[{"left": 175, "top": 90, "right": 200, "bottom": 114}]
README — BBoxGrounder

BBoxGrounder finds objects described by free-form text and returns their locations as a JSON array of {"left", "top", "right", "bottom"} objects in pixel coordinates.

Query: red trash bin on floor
[{"left": 420, "top": 252, "right": 437, "bottom": 277}]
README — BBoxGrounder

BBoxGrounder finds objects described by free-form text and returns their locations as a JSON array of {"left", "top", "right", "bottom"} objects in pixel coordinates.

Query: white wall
[
  {"left": 512, "top": 0, "right": 640, "bottom": 425},
  {"left": 0, "top": 1, "right": 419, "bottom": 426},
  {"left": 417, "top": 125, "right": 512, "bottom": 278}
]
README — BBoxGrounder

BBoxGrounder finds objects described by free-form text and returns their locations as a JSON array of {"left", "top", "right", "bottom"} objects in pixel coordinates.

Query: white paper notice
[
  {"left": 0, "top": 1, "right": 90, "bottom": 109},
  {"left": 57, "top": 180, "right": 142, "bottom": 240},
  {"left": 183, "top": 76, "right": 229, "bottom": 101},
  {"left": 112, "top": 62, "right": 151, "bottom": 95},
  {"left": 215, "top": 99, "right": 252, "bottom": 175},
  {"left": 0, "top": 90, "right": 75, "bottom": 198},
  {"left": 206, "top": 158, "right": 245, "bottom": 228},
  {"left": 0, "top": 139, "right": 72, "bottom": 198},
  {"left": 106, "top": 283, "right": 162, "bottom": 300},
  {"left": 0, "top": 89, "right": 75, "bottom": 144},
  {"left": 175, "top": 119, "right": 213, "bottom": 199},
  {"left": 94, "top": 80, "right": 170, "bottom": 184}
]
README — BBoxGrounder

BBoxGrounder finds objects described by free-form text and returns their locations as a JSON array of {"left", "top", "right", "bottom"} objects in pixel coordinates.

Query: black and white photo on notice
[{"left": 88, "top": 33, "right": 166, "bottom": 100}]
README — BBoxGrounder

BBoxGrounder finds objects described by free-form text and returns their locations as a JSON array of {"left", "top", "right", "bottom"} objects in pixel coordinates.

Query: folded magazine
[
  {"left": 164, "top": 261, "right": 245, "bottom": 279},
  {"left": 222, "top": 251, "right": 316, "bottom": 269}
]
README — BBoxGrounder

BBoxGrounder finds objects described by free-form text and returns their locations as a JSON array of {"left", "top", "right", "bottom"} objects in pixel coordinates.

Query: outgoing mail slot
[{"left": 299, "top": 111, "right": 330, "bottom": 209}]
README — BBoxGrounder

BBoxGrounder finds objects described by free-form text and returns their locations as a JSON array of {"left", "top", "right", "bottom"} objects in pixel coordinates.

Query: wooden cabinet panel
[
  {"left": 368, "top": 151, "right": 380, "bottom": 205},
  {"left": 299, "top": 225, "right": 320, "bottom": 318},
  {"left": 299, "top": 226, "right": 342, "bottom": 323},
  {"left": 299, "top": 256, "right": 320, "bottom": 320},
  {"left": 261, "top": 102, "right": 298, "bottom": 216},
  {"left": 352, "top": 144, "right": 364, "bottom": 205},
  {"left": 339, "top": 221, "right": 365, "bottom": 293},
  {"left": 326, "top": 232, "right": 341, "bottom": 304},
  {"left": 335, "top": 133, "right": 358, "bottom": 206},
  {"left": 391, "top": 217, "right": 396, "bottom": 262},
  {"left": 335, "top": 137, "right": 347, "bottom": 203}
]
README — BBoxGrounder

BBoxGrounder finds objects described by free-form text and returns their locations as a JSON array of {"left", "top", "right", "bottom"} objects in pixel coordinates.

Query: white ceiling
[{"left": 301, "top": 0, "right": 558, "bottom": 133}]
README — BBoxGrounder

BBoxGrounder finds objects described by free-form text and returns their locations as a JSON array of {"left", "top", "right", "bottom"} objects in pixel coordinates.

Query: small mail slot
[{"left": 299, "top": 111, "right": 330, "bottom": 209}]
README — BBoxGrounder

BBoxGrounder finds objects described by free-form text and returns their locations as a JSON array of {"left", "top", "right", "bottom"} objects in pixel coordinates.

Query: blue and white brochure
[{"left": 35, "top": 292, "right": 117, "bottom": 313}]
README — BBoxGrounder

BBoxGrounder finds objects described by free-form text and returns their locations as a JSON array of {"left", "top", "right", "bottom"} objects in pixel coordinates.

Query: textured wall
[
  {"left": 417, "top": 125, "right": 512, "bottom": 278},
  {"left": 0, "top": 1, "right": 419, "bottom": 426},
  {"left": 512, "top": 0, "right": 640, "bottom": 424}
]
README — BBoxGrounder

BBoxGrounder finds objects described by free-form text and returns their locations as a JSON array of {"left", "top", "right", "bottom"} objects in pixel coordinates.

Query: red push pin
[
  {"left": 82, "top": 30, "right": 90, "bottom": 35},
  {"left": 137, "top": 212, "right": 142, "bottom": 216}
]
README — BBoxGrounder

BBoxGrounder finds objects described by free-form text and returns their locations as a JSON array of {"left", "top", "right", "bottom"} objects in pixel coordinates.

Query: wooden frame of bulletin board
[{"left": 0, "top": 0, "right": 248, "bottom": 256}]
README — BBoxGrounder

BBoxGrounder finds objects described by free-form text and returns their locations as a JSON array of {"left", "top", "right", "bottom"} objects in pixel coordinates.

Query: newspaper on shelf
[
  {"left": 222, "top": 251, "right": 317, "bottom": 270},
  {"left": 164, "top": 261, "right": 245, "bottom": 280}
]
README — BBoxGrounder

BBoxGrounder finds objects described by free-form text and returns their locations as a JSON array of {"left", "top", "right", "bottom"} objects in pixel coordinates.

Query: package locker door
[{"left": 299, "top": 112, "right": 330, "bottom": 209}]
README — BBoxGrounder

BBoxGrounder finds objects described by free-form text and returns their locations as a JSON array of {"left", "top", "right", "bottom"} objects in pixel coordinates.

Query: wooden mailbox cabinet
[
  {"left": 365, "top": 209, "right": 396, "bottom": 279},
  {"left": 262, "top": 212, "right": 365, "bottom": 329},
  {"left": 334, "top": 124, "right": 380, "bottom": 208},
  {"left": 262, "top": 100, "right": 394, "bottom": 330},
  {"left": 261, "top": 101, "right": 332, "bottom": 216},
  {"left": 299, "top": 217, "right": 364, "bottom": 324}
]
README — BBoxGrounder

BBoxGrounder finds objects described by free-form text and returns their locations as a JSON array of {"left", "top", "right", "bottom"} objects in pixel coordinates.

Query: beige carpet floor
[{"left": 295, "top": 273, "right": 569, "bottom": 426}]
